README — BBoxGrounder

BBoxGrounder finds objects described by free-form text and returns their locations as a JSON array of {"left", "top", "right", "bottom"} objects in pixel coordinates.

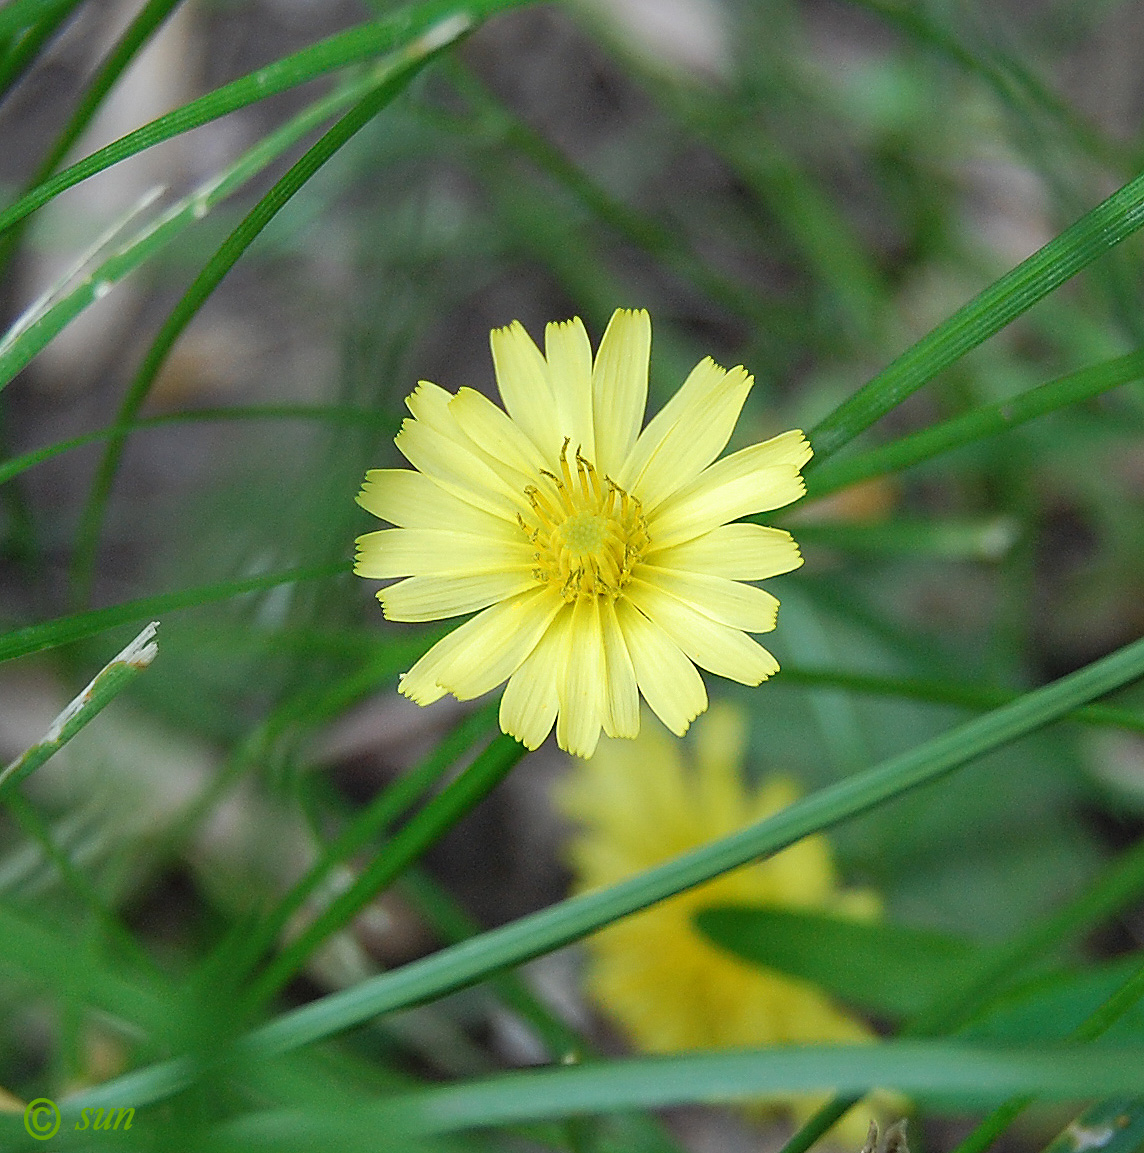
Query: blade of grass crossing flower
[
  {"left": 244, "top": 732, "right": 527, "bottom": 1009},
  {"left": 808, "top": 169, "right": 1144, "bottom": 461},
  {"left": 0, "top": 622, "right": 158, "bottom": 800},
  {"left": 0, "top": 561, "right": 345, "bottom": 664},
  {"left": 204, "top": 1043, "right": 1144, "bottom": 1142},
  {"left": 0, "top": 0, "right": 531, "bottom": 237},
  {"left": 779, "top": 829, "right": 1144, "bottom": 1153},
  {"left": 65, "top": 635, "right": 1144, "bottom": 1114},
  {"left": 949, "top": 958, "right": 1144, "bottom": 1153},
  {"left": 67, "top": 12, "right": 474, "bottom": 607},
  {"left": 806, "top": 349, "right": 1144, "bottom": 498}
]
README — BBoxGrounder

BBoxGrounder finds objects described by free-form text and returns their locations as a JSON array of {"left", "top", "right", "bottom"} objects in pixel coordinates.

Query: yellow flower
[
  {"left": 354, "top": 309, "right": 811, "bottom": 757},
  {"left": 559, "top": 703, "right": 881, "bottom": 1136}
]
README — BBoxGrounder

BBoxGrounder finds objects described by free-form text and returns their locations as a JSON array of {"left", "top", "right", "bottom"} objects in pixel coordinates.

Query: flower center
[{"left": 519, "top": 440, "right": 650, "bottom": 602}]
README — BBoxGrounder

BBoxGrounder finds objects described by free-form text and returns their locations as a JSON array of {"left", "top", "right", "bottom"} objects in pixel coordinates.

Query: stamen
[{"left": 517, "top": 446, "right": 650, "bottom": 603}]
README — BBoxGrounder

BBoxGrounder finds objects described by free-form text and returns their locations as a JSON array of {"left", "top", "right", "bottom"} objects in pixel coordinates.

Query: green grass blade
[
  {"left": 64, "top": 631, "right": 1144, "bottom": 1115},
  {"left": 0, "top": 0, "right": 84, "bottom": 99},
  {"left": 67, "top": 13, "right": 473, "bottom": 606},
  {"left": 695, "top": 906, "right": 982, "bottom": 1020},
  {"left": 246, "top": 731, "right": 524, "bottom": 1009},
  {"left": 199, "top": 1042, "right": 1144, "bottom": 1143},
  {"left": 0, "top": 622, "right": 157, "bottom": 800},
  {"left": 0, "top": 0, "right": 186, "bottom": 275},
  {"left": 807, "top": 349, "right": 1144, "bottom": 498},
  {"left": 0, "top": 67, "right": 406, "bottom": 395},
  {"left": 0, "top": 0, "right": 530, "bottom": 236},
  {"left": 0, "top": 560, "right": 345, "bottom": 664},
  {"left": 807, "top": 169, "right": 1144, "bottom": 462},
  {"left": 0, "top": 405, "right": 393, "bottom": 487},
  {"left": 208, "top": 704, "right": 497, "bottom": 998}
]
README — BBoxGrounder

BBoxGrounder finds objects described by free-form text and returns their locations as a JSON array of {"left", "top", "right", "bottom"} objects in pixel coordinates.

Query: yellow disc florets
[{"left": 519, "top": 440, "right": 650, "bottom": 602}]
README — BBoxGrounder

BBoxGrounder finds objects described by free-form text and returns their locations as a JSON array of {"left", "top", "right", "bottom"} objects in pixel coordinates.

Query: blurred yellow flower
[
  {"left": 355, "top": 309, "right": 810, "bottom": 757},
  {"left": 559, "top": 703, "right": 881, "bottom": 1137}
]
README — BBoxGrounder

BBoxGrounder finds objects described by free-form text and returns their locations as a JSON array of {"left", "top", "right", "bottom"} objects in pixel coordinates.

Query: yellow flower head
[
  {"left": 355, "top": 309, "right": 811, "bottom": 757},
  {"left": 559, "top": 703, "right": 881, "bottom": 1134}
]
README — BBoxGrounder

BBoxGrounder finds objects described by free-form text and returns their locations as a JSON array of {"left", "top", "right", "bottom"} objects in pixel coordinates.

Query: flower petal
[
  {"left": 395, "top": 414, "right": 523, "bottom": 521},
  {"left": 490, "top": 320, "right": 563, "bottom": 462},
  {"left": 601, "top": 597, "right": 639, "bottom": 739},
  {"left": 615, "top": 598, "right": 707, "bottom": 736},
  {"left": 627, "top": 362, "right": 753, "bottom": 514},
  {"left": 399, "top": 588, "right": 559, "bottom": 703},
  {"left": 356, "top": 469, "right": 520, "bottom": 538},
  {"left": 647, "top": 522, "right": 802, "bottom": 580},
  {"left": 448, "top": 387, "right": 550, "bottom": 477},
  {"left": 592, "top": 308, "right": 650, "bottom": 478},
  {"left": 354, "top": 528, "right": 534, "bottom": 578},
  {"left": 637, "top": 565, "right": 780, "bottom": 633},
  {"left": 379, "top": 571, "right": 536, "bottom": 621},
  {"left": 500, "top": 605, "right": 572, "bottom": 749},
  {"left": 545, "top": 317, "right": 595, "bottom": 463},
  {"left": 647, "top": 429, "right": 812, "bottom": 550},
  {"left": 625, "top": 577, "right": 780, "bottom": 684},
  {"left": 557, "top": 594, "right": 605, "bottom": 758}
]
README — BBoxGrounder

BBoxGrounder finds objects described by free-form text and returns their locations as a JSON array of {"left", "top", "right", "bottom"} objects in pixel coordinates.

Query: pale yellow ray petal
[
  {"left": 647, "top": 429, "right": 812, "bottom": 549},
  {"left": 625, "top": 578, "right": 780, "bottom": 684},
  {"left": 353, "top": 528, "right": 534, "bottom": 578},
  {"left": 500, "top": 605, "right": 572, "bottom": 749},
  {"left": 448, "top": 387, "right": 550, "bottom": 476},
  {"left": 356, "top": 469, "right": 520, "bottom": 539},
  {"left": 545, "top": 317, "right": 595, "bottom": 463},
  {"left": 615, "top": 356, "right": 721, "bottom": 489},
  {"left": 591, "top": 308, "right": 650, "bottom": 478},
  {"left": 628, "top": 364, "right": 753, "bottom": 514},
  {"left": 646, "top": 522, "right": 802, "bottom": 580},
  {"left": 490, "top": 320, "right": 563, "bottom": 462},
  {"left": 399, "top": 588, "right": 557, "bottom": 705},
  {"left": 637, "top": 565, "right": 780, "bottom": 633},
  {"left": 557, "top": 594, "right": 605, "bottom": 758},
  {"left": 379, "top": 570, "right": 536, "bottom": 622},
  {"left": 615, "top": 599, "right": 707, "bottom": 736},
  {"left": 600, "top": 598, "right": 639, "bottom": 739},
  {"left": 395, "top": 416, "right": 524, "bottom": 521},
  {"left": 407, "top": 379, "right": 536, "bottom": 491}
]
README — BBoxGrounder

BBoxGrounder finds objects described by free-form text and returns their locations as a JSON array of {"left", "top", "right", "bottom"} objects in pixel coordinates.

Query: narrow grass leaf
[
  {"left": 67, "top": 632, "right": 1144, "bottom": 1113},
  {"left": 807, "top": 349, "right": 1144, "bottom": 498},
  {"left": 808, "top": 170, "right": 1144, "bottom": 461},
  {"left": 0, "top": 622, "right": 158, "bottom": 800},
  {"left": 0, "top": 561, "right": 345, "bottom": 664},
  {"left": 0, "top": 0, "right": 531, "bottom": 236},
  {"left": 694, "top": 905, "right": 983, "bottom": 1021}
]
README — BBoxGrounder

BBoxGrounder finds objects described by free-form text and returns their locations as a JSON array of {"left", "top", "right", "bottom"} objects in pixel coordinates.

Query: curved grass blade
[
  {"left": 0, "top": 0, "right": 530, "bottom": 237},
  {"left": 808, "top": 170, "right": 1144, "bottom": 462},
  {"left": 0, "top": 54, "right": 435, "bottom": 393},
  {"left": 0, "top": 0, "right": 85, "bottom": 100},
  {"left": 68, "top": 631, "right": 1144, "bottom": 1111},
  {"left": 0, "top": 621, "right": 157, "bottom": 800},
  {"left": 205, "top": 1042, "right": 1144, "bottom": 1143},
  {"left": 0, "top": 560, "right": 344, "bottom": 664},
  {"left": 0, "top": 404, "right": 393, "bottom": 488},
  {"left": 67, "top": 9, "right": 475, "bottom": 606},
  {"left": 244, "top": 731, "right": 524, "bottom": 1011},
  {"left": 0, "top": 0, "right": 183, "bottom": 276},
  {"left": 806, "top": 349, "right": 1144, "bottom": 499}
]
